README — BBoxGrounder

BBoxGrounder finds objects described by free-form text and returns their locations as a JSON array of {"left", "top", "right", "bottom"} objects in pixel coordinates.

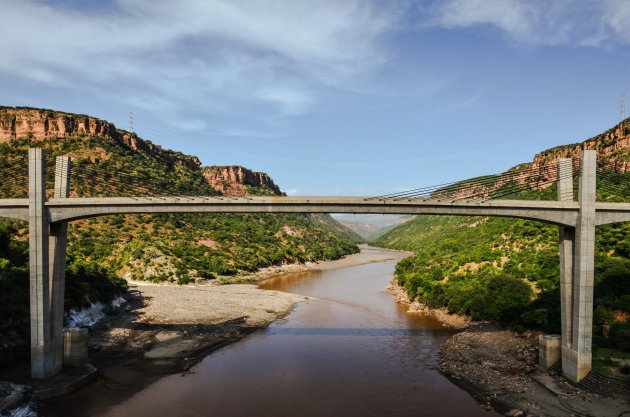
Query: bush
[
  {"left": 65, "top": 257, "right": 128, "bottom": 310},
  {"left": 611, "top": 321, "right": 630, "bottom": 351}
]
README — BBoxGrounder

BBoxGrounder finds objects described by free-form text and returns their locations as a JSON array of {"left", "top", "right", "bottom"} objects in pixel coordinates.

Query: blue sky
[{"left": 1, "top": 0, "right": 629, "bottom": 195}]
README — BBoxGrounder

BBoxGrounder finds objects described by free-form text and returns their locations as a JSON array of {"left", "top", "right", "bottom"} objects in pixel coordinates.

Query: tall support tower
[
  {"left": 621, "top": 95, "right": 627, "bottom": 125},
  {"left": 128, "top": 111, "right": 134, "bottom": 134}
]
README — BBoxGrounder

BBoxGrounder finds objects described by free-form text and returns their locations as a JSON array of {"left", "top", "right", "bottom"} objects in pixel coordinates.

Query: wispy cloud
[
  {"left": 0, "top": 0, "right": 402, "bottom": 126},
  {"left": 603, "top": 0, "right": 630, "bottom": 43},
  {"left": 421, "top": 0, "right": 630, "bottom": 46}
]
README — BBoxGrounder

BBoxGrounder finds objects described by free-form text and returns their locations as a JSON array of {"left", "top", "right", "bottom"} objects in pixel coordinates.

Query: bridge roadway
[
  {"left": 12, "top": 148, "right": 630, "bottom": 386},
  {"left": 0, "top": 195, "right": 627, "bottom": 226}
]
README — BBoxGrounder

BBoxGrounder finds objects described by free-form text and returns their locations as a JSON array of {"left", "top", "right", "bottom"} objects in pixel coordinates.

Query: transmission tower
[
  {"left": 621, "top": 95, "right": 627, "bottom": 124},
  {"left": 128, "top": 111, "right": 134, "bottom": 133}
]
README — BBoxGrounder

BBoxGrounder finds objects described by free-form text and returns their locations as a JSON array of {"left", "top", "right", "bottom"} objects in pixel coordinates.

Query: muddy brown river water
[{"left": 50, "top": 249, "right": 497, "bottom": 417}]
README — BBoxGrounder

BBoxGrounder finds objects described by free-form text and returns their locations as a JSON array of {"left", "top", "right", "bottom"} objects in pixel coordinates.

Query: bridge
[{"left": 5, "top": 148, "right": 630, "bottom": 384}]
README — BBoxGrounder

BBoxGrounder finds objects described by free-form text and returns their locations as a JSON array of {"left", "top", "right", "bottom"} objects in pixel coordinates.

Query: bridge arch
[{"left": 44, "top": 197, "right": 581, "bottom": 227}]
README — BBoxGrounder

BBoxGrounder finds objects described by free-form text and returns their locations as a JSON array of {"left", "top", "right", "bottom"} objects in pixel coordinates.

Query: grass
[{"left": 593, "top": 346, "right": 630, "bottom": 360}]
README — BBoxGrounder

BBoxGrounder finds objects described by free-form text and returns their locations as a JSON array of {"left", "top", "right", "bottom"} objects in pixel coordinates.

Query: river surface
[{"left": 53, "top": 249, "right": 496, "bottom": 417}]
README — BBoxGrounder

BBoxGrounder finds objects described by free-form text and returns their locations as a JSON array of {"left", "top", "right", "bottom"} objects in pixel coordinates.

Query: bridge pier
[
  {"left": 557, "top": 158, "right": 575, "bottom": 378},
  {"left": 49, "top": 156, "right": 71, "bottom": 375},
  {"left": 29, "top": 148, "right": 52, "bottom": 379},
  {"left": 559, "top": 150, "right": 596, "bottom": 383},
  {"left": 28, "top": 149, "right": 71, "bottom": 379}
]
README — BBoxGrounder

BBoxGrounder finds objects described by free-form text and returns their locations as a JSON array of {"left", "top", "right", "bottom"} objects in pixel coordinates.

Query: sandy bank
[
  {"left": 94, "top": 247, "right": 407, "bottom": 361},
  {"left": 41, "top": 248, "right": 402, "bottom": 416},
  {"left": 220, "top": 244, "right": 410, "bottom": 283}
]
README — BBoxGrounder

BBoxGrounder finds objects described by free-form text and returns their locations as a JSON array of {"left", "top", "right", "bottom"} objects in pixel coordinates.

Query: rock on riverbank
[
  {"left": 0, "top": 382, "right": 37, "bottom": 416},
  {"left": 437, "top": 324, "right": 629, "bottom": 417}
]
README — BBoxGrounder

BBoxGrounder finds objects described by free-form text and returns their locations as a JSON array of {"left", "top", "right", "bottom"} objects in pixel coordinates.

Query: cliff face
[
  {"left": 0, "top": 106, "right": 291, "bottom": 197},
  {"left": 202, "top": 166, "right": 282, "bottom": 196},
  {"left": 532, "top": 121, "right": 630, "bottom": 173},
  {"left": 440, "top": 119, "right": 630, "bottom": 200},
  {"left": 0, "top": 106, "right": 201, "bottom": 171},
  {"left": 0, "top": 107, "right": 117, "bottom": 141}
]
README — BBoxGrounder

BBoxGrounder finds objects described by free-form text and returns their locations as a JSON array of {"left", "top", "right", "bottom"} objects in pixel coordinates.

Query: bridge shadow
[{"left": 266, "top": 327, "right": 454, "bottom": 337}]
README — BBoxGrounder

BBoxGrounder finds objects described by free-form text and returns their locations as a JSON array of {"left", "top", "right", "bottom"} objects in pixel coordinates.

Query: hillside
[
  {"left": 0, "top": 106, "right": 359, "bottom": 362},
  {"left": 374, "top": 118, "right": 630, "bottom": 362},
  {"left": 306, "top": 214, "right": 365, "bottom": 243}
]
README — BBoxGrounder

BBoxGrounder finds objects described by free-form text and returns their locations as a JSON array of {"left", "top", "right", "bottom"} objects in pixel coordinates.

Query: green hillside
[
  {"left": 374, "top": 122, "right": 630, "bottom": 358},
  {"left": 0, "top": 112, "right": 359, "bottom": 360},
  {"left": 307, "top": 214, "right": 365, "bottom": 243}
]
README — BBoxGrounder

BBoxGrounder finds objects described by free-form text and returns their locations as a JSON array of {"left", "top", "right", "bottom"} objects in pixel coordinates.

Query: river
[{"left": 49, "top": 248, "right": 496, "bottom": 417}]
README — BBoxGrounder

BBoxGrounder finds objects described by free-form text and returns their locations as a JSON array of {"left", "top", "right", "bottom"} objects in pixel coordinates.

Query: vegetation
[
  {"left": 374, "top": 172, "right": 630, "bottom": 357},
  {"left": 306, "top": 214, "right": 365, "bottom": 243},
  {"left": 0, "top": 130, "right": 358, "bottom": 336}
]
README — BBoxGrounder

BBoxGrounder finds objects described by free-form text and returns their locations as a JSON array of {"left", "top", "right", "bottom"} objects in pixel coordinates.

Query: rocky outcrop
[
  {"left": 202, "top": 166, "right": 282, "bottom": 196},
  {"left": 532, "top": 120, "right": 630, "bottom": 174},
  {"left": 0, "top": 107, "right": 116, "bottom": 141},
  {"left": 0, "top": 106, "right": 202, "bottom": 172},
  {"left": 438, "top": 119, "right": 630, "bottom": 200}
]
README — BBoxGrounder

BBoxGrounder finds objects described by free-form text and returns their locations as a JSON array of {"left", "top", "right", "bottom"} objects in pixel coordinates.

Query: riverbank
[
  {"left": 212, "top": 244, "right": 409, "bottom": 284},
  {"left": 39, "top": 248, "right": 406, "bottom": 416},
  {"left": 438, "top": 324, "right": 629, "bottom": 417},
  {"left": 393, "top": 284, "right": 628, "bottom": 416},
  {"left": 90, "top": 247, "right": 407, "bottom": 368},
  {"left": 388, "top": 280, "right": 472, "bottom": 329},
  {"left": 49, "top": 246, "right": 496, "bottom": 417},
  {"left": 389, "top": 278, "right": 629, "bottom": 416}
]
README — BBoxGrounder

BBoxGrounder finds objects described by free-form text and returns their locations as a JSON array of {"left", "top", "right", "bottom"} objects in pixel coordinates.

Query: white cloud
[
  {"left": 0, "top": 0, "right": 402, "bottom": 125},
  {"left": 603, "top": 0, "right": 630, "bottom": 42},
  {"left": 423, "top": 0, "right": 630, "bottom": 46},
  {"left": 430, "top": 0, "right": 556, "bottom": 43}
]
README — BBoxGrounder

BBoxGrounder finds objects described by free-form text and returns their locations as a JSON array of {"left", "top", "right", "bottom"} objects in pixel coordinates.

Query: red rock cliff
[
  {"left": 437, "top": 119, "right": 629, "bottom": 200},
  {"left": 0, "top": 106, "right": 201, "bottom": 171},
  {"left": 202, "top": 166, "right": 282, "bottom": 196},
  {"left": 0, "top": 107, "right": 117, "bottom": 141}
]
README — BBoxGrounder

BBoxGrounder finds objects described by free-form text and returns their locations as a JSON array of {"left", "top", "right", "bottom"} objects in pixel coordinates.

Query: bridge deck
[{"left": 0, "top": 196, "right": 627, "bottom": 226}]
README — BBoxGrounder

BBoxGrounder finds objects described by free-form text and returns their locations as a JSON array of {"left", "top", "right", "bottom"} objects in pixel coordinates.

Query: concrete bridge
[{"left": 7, "top": 148, "right": 630, "bottom": 384}]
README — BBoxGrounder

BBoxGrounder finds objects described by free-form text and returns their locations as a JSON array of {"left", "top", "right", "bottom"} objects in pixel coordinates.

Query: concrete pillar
[
  {"left": 539, "top": 334, "right": 561, "bottom": 369},
  {"left": 28, "top": 148, "right": 53, "bottom": 379},
  {"left": 49, "top": 156, "right": 71, "bottom": 374},
  {"left": 565, "top": 150, "right": 597, "bottom": 383},
  {"left": 63, "top": 328, "right": 88, "bottom": 366},
  {"left": 557, "top": 158, "right": 576, "bottom": 377}
]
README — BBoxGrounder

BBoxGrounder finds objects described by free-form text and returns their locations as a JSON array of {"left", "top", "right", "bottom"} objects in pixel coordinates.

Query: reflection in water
[{"left": 61, "top": 252, "right": 496, "bottom": 417}]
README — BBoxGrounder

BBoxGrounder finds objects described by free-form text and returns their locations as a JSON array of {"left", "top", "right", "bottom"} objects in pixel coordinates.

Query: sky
[{"left": 1, "top": 0, "right": 629, "bottom": 196}]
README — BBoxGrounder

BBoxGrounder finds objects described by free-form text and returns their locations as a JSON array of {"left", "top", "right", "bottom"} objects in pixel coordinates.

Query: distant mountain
[
  {"left": 333, "top": 214, "right": 413, "bottom": 241},
  {"left": 307, "top": 214, "right": 365, "bottom": 243}
]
